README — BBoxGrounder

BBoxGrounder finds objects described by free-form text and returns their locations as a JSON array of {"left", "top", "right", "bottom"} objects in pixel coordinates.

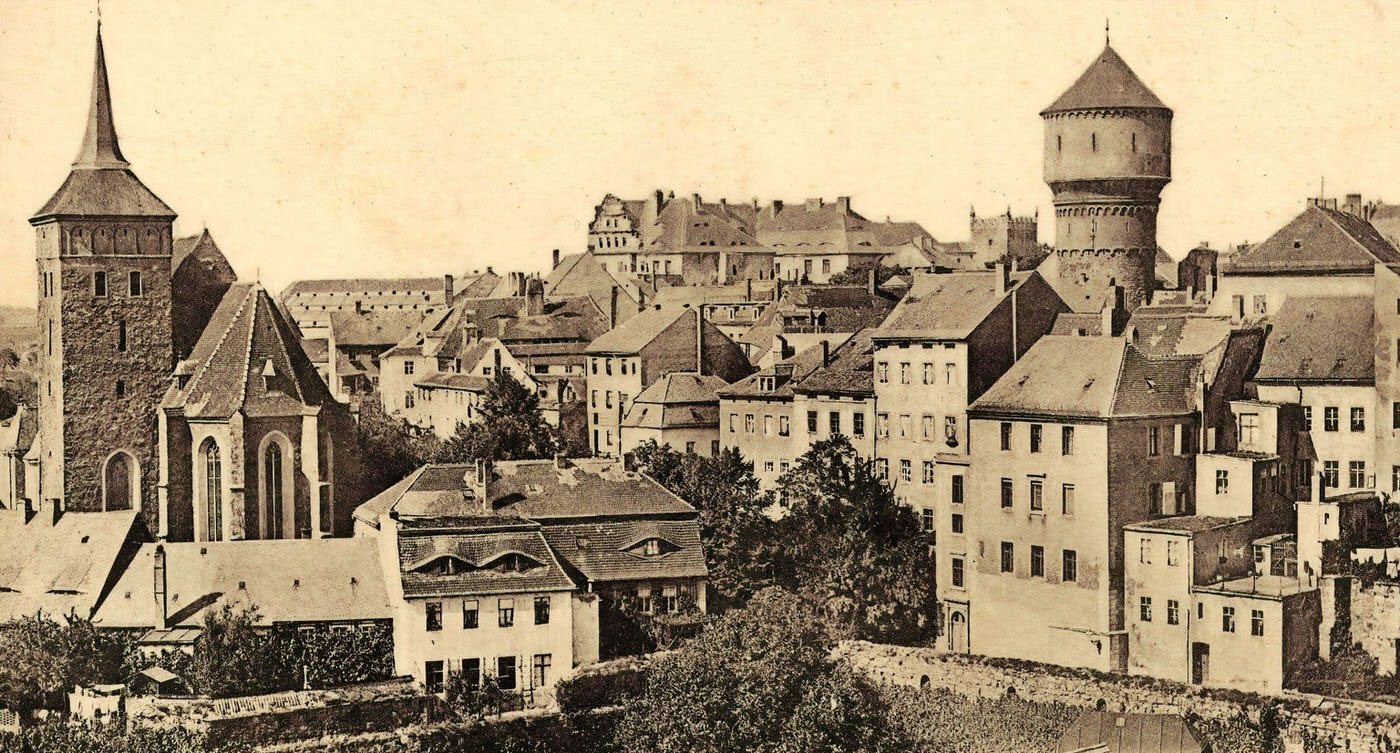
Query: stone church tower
[
  {"left": 29, "top": 24, "right": 176, "bottom": 528},
  {"left": 1042, "top": 43, "right": 1171, "bottom": 312}
]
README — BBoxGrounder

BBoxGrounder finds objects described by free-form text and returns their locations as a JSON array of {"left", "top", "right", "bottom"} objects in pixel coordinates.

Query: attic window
[
  {"left": 1293, "top": 240, "right": 1302, "bottom": 249},
  {"left": 626, "top": 537, "right": 678, "bottom": 558},
  {"left": 261, "top": 360, "right": 276, "bottom": 390}
]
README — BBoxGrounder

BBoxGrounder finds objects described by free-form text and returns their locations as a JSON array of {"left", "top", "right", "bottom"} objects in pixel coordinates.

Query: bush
[
  {"left": 0, "top": 614, "right": 130, "bottom": 711},
  {"left": 0, "top": 722, "right": 252, "bottom": 753},
  {"left": 555, "top": 656, "right": 651, "bottom": 712},
  {"left": 288, "top": 623, "right": 395, "bottom": 689}
]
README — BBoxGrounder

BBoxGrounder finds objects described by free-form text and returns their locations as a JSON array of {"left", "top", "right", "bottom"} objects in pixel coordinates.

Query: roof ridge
[
  {"left": 1318, "top": 205, "right": 1392, "bottom": 262},
  {"left": 182, "top": 284, "right": 256, "bottom": 403},
  {"left": 233, "top": 286, "right": 260, "bottom": 410}
]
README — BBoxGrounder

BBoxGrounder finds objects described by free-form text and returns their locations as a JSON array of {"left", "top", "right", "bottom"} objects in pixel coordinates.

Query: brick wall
[{"left": 838, "top": 640, "right": 1400, "bottom": 753}]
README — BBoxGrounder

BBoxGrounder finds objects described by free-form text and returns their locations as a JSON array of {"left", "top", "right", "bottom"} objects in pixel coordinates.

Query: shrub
[
  {"left": 555, "top": 656, "right": 651, "bottom": 712},
  {"left": 0, "top": 722, "right": 252, "bottom": 753}
]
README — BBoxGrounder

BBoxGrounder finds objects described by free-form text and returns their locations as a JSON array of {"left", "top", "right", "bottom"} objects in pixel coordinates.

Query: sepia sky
[{"left": 1, "top": 0, "right": 1397, "bottom": 307}]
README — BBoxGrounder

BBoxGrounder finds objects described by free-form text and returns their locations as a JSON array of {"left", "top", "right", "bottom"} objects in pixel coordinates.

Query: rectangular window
[
  {"left": 532, "top": 654, "right": 552, "bottom": 687},
  {"left": 534, "top": 596, "right": 550, "bottom": 625},
  {"left": 745, "top": 414, "right": 755, "bottom": 433},
  {"left": 807, "top": 410, "right": 818, "bottom": 433},
  {"left": 951, "top": 512, "right": 963, "bottom": 534},
  {"left": 1351, "top": 407, "right": 1366, "bottom": 432},
  {"left": 1000, "top": 542, "right": 1014, "bottom": 573},
  {"left": 1252, "top": 295, "right": 1267, "bottom": 315},
  {"left": 1000, "top": 422, "right": 1011, "bottom": 451},
  {"left": 405, "top": 391, "right": 415, "bottom": 409},
  {"left": 1029, "top": 424, "right": 1042, "bottom": 453},
  {"left": 920, "top": 508, "right": 934, "bottom": 533},
  {"left": 923, "top": 363, "right": 934, "bottom": 385},
  {"left": 900, "top": 459, "right": 912, "bottom": 483},
  {"left": 460, "top": 658, "right": 481, "bottom": 691},
  {"left": 115, "top": 380, "right": 125, "bottom": 398},
  {"left": 1239, "top": 413, "right": 1259, "bottom": 445},
  {"left": 1029, "top": 479, "right": 1043, "bottom": 511},
  {"left": 405, "top": 361, "right": 415, "bottom": 375},
  {"left": 877, "top": 412, "right": 890, "bottom": 438},
  {"left": 128, "top": 271, "right": 142, "bottom": 296},
  {"left": 729, "top": 414, "right": 737, "bottom": 433},
  {"left": 463, "top": 600, "right": 479, "bottom": 629},
  {"left": 1000, "top": 478, "right": 1013, "bottom": 509},
  {"left": 425, "top": 602, "right": 443, "bottom": 632},
  {"left": 951, "top": 556, "right": 965, "bottom": 588},
  {"left": 1061, "top": 426, "right": 1074, "bottom": 455},
  {"left": 922, "top": 414, "right": 934, "bottom": 441},
  {"left": 426, "top": 660, "right": 445, "bottom": 693},
  {"left": 1324, "top": 406, "right": 1339, "bottom": 432},
  {"left": 899, "top": 414, "right": 911, "bottom": 438},
  {"left": 852, "top": 413, "right": 865, "bottom": 437},
  {"left": 922, "top": 461, "right": 935, "bottom": 484},
  {"left": 763, "top": 460, "right": 775, "bottom": 473},
  {"left": 830, "top": 411, "right": 841, "bottom": 435},
  {"left": 944, "top": 416, "right": 958, "bottom": 445},
  {"left": 1167, "top": 540, "right": 1180, "bottom": 566},
  {"left": 1139, "top": 537, "right": 1153, "bottom": 564},
  {"left": 1304, "top": 405, "right": 1313, "bottom": 431},
  {"left": 1167, "top": 599, "right": 1180, "bottom": 625},
  {"left": 1061, "top": 484, "right": 1075, "bottom": 515},
  {"left": 1393, "top": 465, "right": 1400, "bottom": 493},
  {"left": 876, "top": 362, "right": 888, "bottom": 384},
  {"left": 1140, "top": 597, "right": 1153, "bottom": 622},
  {"left": 93, "top": 271, "right": 107, "bottom": 297},
  {"left": 951, "top": 474, "right": 964, "bottom": 504},
  {"left": 1216, "top": 469, "right": 1229, "bottom": 495},
  {"left": 1062, "top": 550, "right": 1078, "bottom": 582},
  {"left": 1222, "top": 606, "right": 1236, "bottom": 633},
  {"left": 1030, "top": 545, "right": 1044, "bottom": 577},
  {"left": 1323, "top": 460, "right": 1339, "bottom": 488},
  {"left": 899, "top": 362, "right": 910, "bottom": 384},
  {"left": 876, "top": 459, "right": 888, "bottom": 480},
  {"left": 498, "top": 598, "right": 515, "bottom": 628},
  {"left": 1149, "top": 482, "right": 1163, "bottom": 515},
  {"left": 1148, "top": 426, "right": 1160, "bottom": 456},
  {"left": 945, "top": 363, "right": 956, "bottom": 385},
  {"left": 497, "top": 656, "right": 517, "bottom": 691},
  {"left": 764, "top": 415, "right": 773, "bottom": 435},
  {"left": 1251, "top": 609, "right": 1264, "bottom": 637},
  {"left": 779, "top": 416, "right": 790, "bottom": 436},
  {"left": 1349, "top": 461, "right": 1366, "bottom": 488},
  {"left": 1393, "top": 402, "right": 1400, "bottom": 430}
]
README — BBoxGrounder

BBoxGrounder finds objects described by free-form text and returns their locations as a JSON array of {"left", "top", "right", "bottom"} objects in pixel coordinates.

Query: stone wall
[
  {"left": 837, "top": 641, "right": 1400, "bottom": 753},
  {"left": 1324, "top": 576, "right": 1400, "bottom": 675}
]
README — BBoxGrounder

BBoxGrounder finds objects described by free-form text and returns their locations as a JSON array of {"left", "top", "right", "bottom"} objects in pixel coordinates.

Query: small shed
[{"left": 130, "top": 666, "right": 189, "bottom": 697}]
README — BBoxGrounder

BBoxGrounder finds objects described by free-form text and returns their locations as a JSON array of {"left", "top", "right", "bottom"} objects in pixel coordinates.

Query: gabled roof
[
  {"left": 0, "top": 510, "right": 142, "bottom": 622},
  {"left": 586, "top": 306, "right": 691, "bottom": 354},
  {"left": 717, "top": 336, "right": 842, "bottom": 400},
  {"left": 972, "top": 336, "right": 1198, "bottom": 419},
  {"left": 1041, "top": 45, "right": 1170, "bottom": 116},
  {"left": 31, "top": 27, "right": 174, "bottom": 222},
  {"left": 397, "top": 524, "right": 575, "bottom": 597},
  {"left": 1253, "top": 296, "right": 1375, "bottom": 383},
  {"left": 539, "top": 519, "right": 708, "bottom": 584},
  {"left": 629, "top": 372, "right": 727, "bottom": 406},
  {"left": 1224, "top": 204, "right": 1400, "bottom": 274},
  {"left": 873, "top": 270, "right": 1016, "bottom": 340},
  {"left": 622, "top": 373, "right": 726, "bottom": 430},
  {"left": 792, "top": 329, "right": 876, "bottom": 396},
  {"left": 1054, "top": 711, "right": 1202, "bottom": 753},
  {"left": 163, "top": 283, "right": 337, "bottom": 419},
  {"left": 331, "top": 308, "right": 442, "bottom": 349},
  {"left": 282, "top": 277, "right": 447, "bottom": 297},
  {"left": 93, "top": 539, "right": 391, "bottom": 629}
]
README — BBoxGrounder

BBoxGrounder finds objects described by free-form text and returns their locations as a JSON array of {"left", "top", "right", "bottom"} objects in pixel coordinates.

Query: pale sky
[{"left": 1, "top": 0, "right": 1397, "bottom": 308}]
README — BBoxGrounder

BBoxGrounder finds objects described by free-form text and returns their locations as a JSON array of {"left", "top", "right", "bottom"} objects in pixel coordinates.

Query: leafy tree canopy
[
  {"left": 0, "top": 613, "right": 127, "bottom": 711},
  {"left": 437, "top": 375, "right": 558, "bottom": 463},
  {"left": 354, "top": 396, "right": 441, "bottom": 497}
]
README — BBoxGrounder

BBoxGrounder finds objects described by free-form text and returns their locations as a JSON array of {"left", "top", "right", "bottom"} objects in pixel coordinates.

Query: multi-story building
[
  {"left": 738, "top": 281, "right": 896, "bottom": 367},
  {"left": 620, "top": 373, "right": 727, "bottom": 457},
  {"left": 585, "top": 307, "right": 751, "bottom": 456},
  {"left": 965, "top": 334, "right": 1201, "bottom": 671},
  {"left": 871, "top": 267, "right": 1067, "bottom": 634},
  {"left": 790, "top": 330, "right": 878, "bottom": 466},
  {"left": 1042, "top": 43, "right": 1173, "bottom": 312}
]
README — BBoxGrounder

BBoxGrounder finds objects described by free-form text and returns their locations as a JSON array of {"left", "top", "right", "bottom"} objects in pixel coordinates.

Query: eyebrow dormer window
[{"left": 643, "top": 539, "right": 660, "bottom": 556}]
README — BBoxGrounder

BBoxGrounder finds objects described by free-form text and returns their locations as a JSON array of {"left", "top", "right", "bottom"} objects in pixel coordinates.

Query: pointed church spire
[{"left": 73, "top": 20, "right": 129, "bottom": 169}]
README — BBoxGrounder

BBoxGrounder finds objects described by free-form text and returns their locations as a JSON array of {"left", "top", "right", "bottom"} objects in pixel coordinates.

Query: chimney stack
[
  {"left": 525, "top": 278, "right": 545, "bottom": 317},
  {"left": 609, "top": 285, "right": 619, "bottom": 329},
  {"left": 443, "top": 274, "right": 454, "bottom": 302},
  {"left": 993, "top": 263, "right": 1007, "bottom": 297},
  {"left": 473, "top": 458, "right": 492, "bottom": 509},
  {"left": 745, "top": 277, "right": 752, "bottom": 301},
  {"left": 154, "top": 544, "right": 169, "bottom": 630},
  {"left": 868, "top": 268, "right": 877, "bottom": 297},
  {"left": 551, "top": 249, "right": 561, "bottom": 269},
  {"left": 695, "top": 307, "right": 705, "bottom": 376},
  {"left": 821, "top": 339, "right": 830, "bottom": 368}
]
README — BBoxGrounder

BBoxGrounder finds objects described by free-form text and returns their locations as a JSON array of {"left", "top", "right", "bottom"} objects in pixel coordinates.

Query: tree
[
  {"left": 190, "top": 603, "right": 298, "bottom": 697},
  {"left": 436, "top": 375, "right": 557, "bottom": 463},
  {"left": 776, "top": 436, "right": 939, "bottom": 644},
  {"left": 829, "top": 264, "right": 908, "bottom": 288},
  {"left": 0, "top": 347, "right": 18, "bottom": 370},
  {"left": 616, "top": 588, "right": 910, "bottom": 753},
  {"left": 354, "top": 396, "right": 441, "bottom": 497},
  {"left": 629, "top": 441, "right": 780, "bottom": 610},
  {"left": 0, "top": 613, "right": 129, "bottom": 711}
]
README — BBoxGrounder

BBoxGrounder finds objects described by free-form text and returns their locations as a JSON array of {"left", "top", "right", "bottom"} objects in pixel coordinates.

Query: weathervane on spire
[{"left": 1105, "top": 19, "right": 1110, "bottom": 46}]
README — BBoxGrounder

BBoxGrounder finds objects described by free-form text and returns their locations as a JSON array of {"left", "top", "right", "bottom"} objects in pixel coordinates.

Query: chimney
[
  {"left": 443, "top": 274, "right": 454, "bottom": 302},
  {"left": 805, "top": 198, "right": 822, "bottom": 212},
  {"left": 993, "top": 263, "right": 1007, "bottom": 297},
  {"left": 836, "top": 196, "right": 851, "bottom": 214},
  {"left": 695, "top": 307, "right": 705, "bottom": 376},
  {"left": 868, "top": 268, "right": 877, "bottom": 297},
  {"left": 554, "top": 452, "right": 570, "bottom": 470},
  {"left": 745, "top": 278, "right": 752, "bottom": 301},
  {"left": 609, "top": 285, "right": 619, "bottom": 328},
  {"left": 551, "top": 249, "right": 561, "bottom": 269},
  {"left": 526, "top": 278, "right": 545, "bottom": 317},
  {"left": 1312, "top": 470, "right": 1327, "bottom": 504},
  {"left": 821, "top": 339, "right": 830, "bottom": 367},
  {"left": 154, "top": 544, "right": 169, "bottom": 630},
  {"left": 473, "top": 458, "right": 492, "bottom": 508}
]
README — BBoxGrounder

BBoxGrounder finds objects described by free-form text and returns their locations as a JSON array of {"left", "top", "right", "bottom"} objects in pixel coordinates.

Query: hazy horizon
[{"left": 1, "top": 0, "right": 1397, "bottom": 307}]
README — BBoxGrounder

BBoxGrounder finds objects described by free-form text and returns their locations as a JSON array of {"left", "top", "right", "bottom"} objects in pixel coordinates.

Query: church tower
[
  {"left": 29, "top": 23, "right": 176, "bottom": 527},
  {"left": 1042, "top": 41, "right": 1171, "bottom": 312}
]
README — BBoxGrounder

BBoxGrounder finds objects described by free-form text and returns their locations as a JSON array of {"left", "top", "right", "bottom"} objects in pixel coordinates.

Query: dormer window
[
  {"left": 626, "top": 536, "right": 678, "bottom": 558},
  {"left": 643, "top": 539, "right": 660, "bottom": 556}
]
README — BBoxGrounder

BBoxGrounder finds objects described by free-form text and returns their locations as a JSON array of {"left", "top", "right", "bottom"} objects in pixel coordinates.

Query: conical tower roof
[
  {"left": 31, "top": 23, "right": 175, "bottom": 223},
  {"left": 1041, "top": 45, "right": 1170, "bottom": 116}
]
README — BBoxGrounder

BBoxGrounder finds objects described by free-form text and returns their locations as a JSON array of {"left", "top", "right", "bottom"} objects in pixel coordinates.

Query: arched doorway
[
  {"left": 198, "top": 438, "right": 223, "bottom": 542},
  {"left": 102, "top": 451, "right": 139, "bottom": 511},
  {"left": 949, "top": 611, "right": 968, "bottom": 654}
]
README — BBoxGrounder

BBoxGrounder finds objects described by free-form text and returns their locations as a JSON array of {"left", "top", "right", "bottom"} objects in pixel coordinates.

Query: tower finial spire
[
  {"left": 73, "top": 17, "right": 129, "bottom": 169},
  {"left": 1105, "top": 19, "right": 1110, "bottom": 46}
]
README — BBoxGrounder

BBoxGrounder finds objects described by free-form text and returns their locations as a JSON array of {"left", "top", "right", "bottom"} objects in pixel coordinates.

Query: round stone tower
[{"left": 1042, "top": 43, "right": 1171, "bottom": 312}]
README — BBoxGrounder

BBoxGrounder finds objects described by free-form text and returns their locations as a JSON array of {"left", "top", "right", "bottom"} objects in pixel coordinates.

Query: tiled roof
[
  {"left": 1050, "top": 312, "right": 1107, "bottom": 337},
  {"left": 972, "top": 336, "right": 1197, "bottom": 419},
  {"left": 631, "top": 372, "right": 727, "bottom": 405},
  {"left": 32, "top": 169, "right": 176, "bottom": 220},
  {"left": 1125, "top": 516, "right": 1251, "bottom": 534},
  {"left": 651, "top": 283, "right": 774, "bottom": 307},
  {"left": 331, "top": 308, "right": 440, "bottom": 349},
  {"left": 164, "top": 283, "right": 337, "bottom": 419},
  {"left": 1254, "top": 296, "right": 1375, "bottom": 383},
  {"left": 874, "top": 270, "right": 1014, "bottom": 340},
  {"left": 415, "top": 372, "right": 491, "bottom": 392},
  {"left": 397, "top": 524, "right": 576, "bottom": 597},
  {"left": 1127, "top": 314, "right": 1232, "bottom": 358},
  {"left": 586, "top": 306, "right": 691, "bottom": 354},
  {"left": 93, "top": 539, "right": 391, "bottom": 628},
  {"left": 792, "top": 329, "right": 876, "bottom": 396},
  {"left": 1054, "top": 711, "right": 1202, "bottom": 753},
  {"left": 1041, "top": 45, "right": 1170, "bottom": 115},
  {"left": 283, "top": 277, "right": 446, "bottom": 297},
  {"left": 540, "top": 519, "right": 708, "bottom": 584},
  {"left": 738, "top": 285, "right": 895, "bottom": 357},
  {"left": 717, "top": 337, "right": 839, "bottom": 399},
  {"left": 1224, "top": 204, "right": 1400, "bottom": 274},
  {"left": 0, "top": 511, "right": 142, "bottom": 622},
  {"left": 622, "top": 373, "right": 726, "bottom": 430},
  {"left": 171, "top": 229, "right": 227, "bottom": 274}
]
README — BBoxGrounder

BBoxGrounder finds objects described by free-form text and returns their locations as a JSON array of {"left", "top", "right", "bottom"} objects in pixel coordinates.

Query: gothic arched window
[
  {"left": 201, "top": 439, "right": 223, "bottom": 542},
  {"left": 264, "top": 441, "right": 285, "bottom": 539}
]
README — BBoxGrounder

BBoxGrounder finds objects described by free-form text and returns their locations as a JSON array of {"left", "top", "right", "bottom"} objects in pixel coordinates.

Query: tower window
[
  {"left": 94, "top": 271, "right": 107, "bottom": 297},
  {"left": 128, "top": 271, "right": 143, "bottom": 297},
  {"left": 117, "top": 320, "right": 127, "bottom": 352},
  {"left": 1131, "top": 132, "right": 1137, "bottom": 152},
  {"left": 1056, "top": 134, "right": 1062, "bottom": 152},
  {"left": 1091, "top": 133, "right": 1097, "bottom": 152},
  {"left": 115, "top": 380, "right": 126, "bottom": 398}
]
